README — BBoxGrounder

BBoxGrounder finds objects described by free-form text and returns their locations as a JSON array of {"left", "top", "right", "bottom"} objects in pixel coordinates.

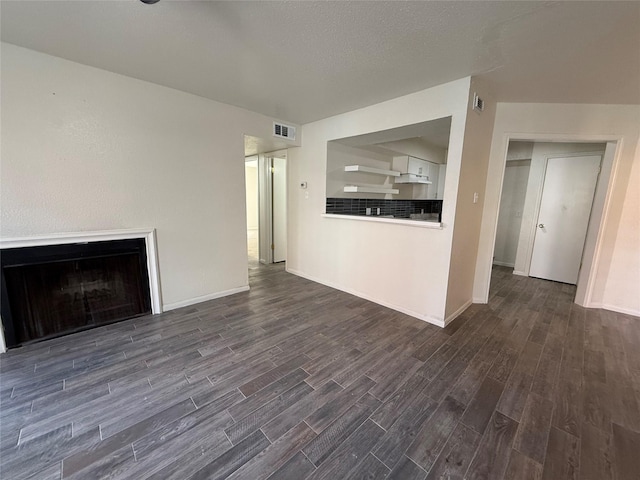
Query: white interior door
[
  {"left": 272, "top": 156, "right": 287, "bottom": 263},
  {"left": 529, "top": 155, "right": 601, "bottom": 284}
]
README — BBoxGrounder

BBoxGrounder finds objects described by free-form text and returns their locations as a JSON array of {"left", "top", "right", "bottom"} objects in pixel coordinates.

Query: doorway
[
  {"left": 528, "top": 154, "right": 601, "bottom": 284},
  {"left": 491, "top": 141, "right": 608, "bottom": 297},
  {"left": 244, "top": 148, "right": 288, "bottom": 268},
  {"left": 245, "top": 157, "right": 260, "bottom": 268}
]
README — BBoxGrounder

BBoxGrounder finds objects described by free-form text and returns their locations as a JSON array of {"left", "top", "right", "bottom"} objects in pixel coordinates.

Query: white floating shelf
[
  {"left": 344, "top": 165, "right": 401, "bottom": 177},
  {"left": 343, "top": 185, "right": 399, "bottom": 194}
]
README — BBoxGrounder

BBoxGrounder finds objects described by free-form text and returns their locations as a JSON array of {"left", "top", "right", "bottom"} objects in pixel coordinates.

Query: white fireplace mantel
[{"left": 0, "top": 228, "right": 163, "bottom": 353}]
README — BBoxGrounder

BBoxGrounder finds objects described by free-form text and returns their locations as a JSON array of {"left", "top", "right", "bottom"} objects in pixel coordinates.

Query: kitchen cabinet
[
  {"left": 392, "top": 156, "right": 433, "bottom": 185},
  {"left": 393, "top": 155, "right": 447, "bottom": 198},
  {"left": 392, "top": 156, "right": 430, "bottom": 177},
  {"left": 424, "top": 163, "right": 444, "bottom": 199},
  {"left": 436, "top": 164, "right": 446, "bottom": 199},
  {"left": 424, "top": 165, "right": 438, "bottom": 199}
]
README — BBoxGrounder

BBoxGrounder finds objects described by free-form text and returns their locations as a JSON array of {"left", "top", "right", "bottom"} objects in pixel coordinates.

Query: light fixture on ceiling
[{"left": 140, "top": 0, "right": 160, "bottom": 4}]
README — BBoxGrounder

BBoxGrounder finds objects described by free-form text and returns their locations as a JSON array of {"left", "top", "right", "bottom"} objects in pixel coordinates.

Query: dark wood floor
[{"left": 1, "top": 264, "right": 639, "bottom": 480}]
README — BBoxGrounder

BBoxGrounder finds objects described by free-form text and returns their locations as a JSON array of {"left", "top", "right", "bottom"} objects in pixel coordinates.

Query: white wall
[
  {"left": 444, "top": 77, "right": 497, "bottom": 319},
  {"left": 506, "top": 141, "right": 534, "bottom": 161},
  {"left": 326, "top": 142, "right": 398, "bottom": 198},
  {"left": 0, "top": 44, "right": 299, "bottom": 314},
  {"left": 513, "top": 142, "right": 605, "bottom": 275},
  {"left": 245, "top": 163, "right": 259, "bottom": 230},
  {"left": 378, "top": 138, "right": 447, "bottom": 164},
  {"left": 288, "top": 78, "right": 471, "bottom": 326},
  {"left": 494, "top": 160, "right": 530, "bottom": 267},
  {"left": 474, "top": 103, "right": 640, "bottom": 315}
]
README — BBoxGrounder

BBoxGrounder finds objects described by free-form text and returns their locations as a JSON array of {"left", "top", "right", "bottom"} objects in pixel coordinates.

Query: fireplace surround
[{"left": 0, "top": 229, "right": 162, "bottom": 351}]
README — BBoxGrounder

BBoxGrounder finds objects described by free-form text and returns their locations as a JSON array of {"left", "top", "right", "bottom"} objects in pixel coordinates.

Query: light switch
[{"left": 473, "top": 192, "right": 479, "bottom": 204}]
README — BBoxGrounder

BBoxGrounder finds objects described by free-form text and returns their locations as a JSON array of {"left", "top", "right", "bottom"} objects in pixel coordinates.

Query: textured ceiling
[{"left": 1, "top": 1, "right": 638, "bottom": 124}]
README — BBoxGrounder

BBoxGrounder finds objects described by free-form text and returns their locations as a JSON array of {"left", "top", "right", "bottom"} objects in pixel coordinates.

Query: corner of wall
[{"left": 445, "top": 77, "right": 497, "bottom": 319}]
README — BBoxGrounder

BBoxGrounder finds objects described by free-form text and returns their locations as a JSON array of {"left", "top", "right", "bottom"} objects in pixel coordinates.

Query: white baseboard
[
  {"left": 513, "top": 270, "right": 527, "bottom": 277},
  {"left": 163, "top": 286, "right": 250, "bottom": 311},
  {"left": 286, "top": 267, "right": 446, "bottom": 328},
  {"left": 444, "top": 299, "right": 473, "bottom": 326},
  {"left": 492, "top": 261, "right": 515, "bottom": 268},
  {"left": 473, "top": 296, "right": 488, "bottom": 304},
  {"left": 587, "top": 302, "right": 640, "bottom": 317}
]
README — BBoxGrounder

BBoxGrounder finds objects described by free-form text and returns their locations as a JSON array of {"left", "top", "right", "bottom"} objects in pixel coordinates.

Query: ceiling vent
[
  {"left": 472, "top": 93, "right": 484, "bottom": 112},
  {"left": 273, "top": 122, "right": 296, "bottom": 141}
]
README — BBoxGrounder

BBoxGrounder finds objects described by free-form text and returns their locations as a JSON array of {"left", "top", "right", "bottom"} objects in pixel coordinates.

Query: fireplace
[{"left": 0, "top": 233, "right": 159, "bottom": 349}]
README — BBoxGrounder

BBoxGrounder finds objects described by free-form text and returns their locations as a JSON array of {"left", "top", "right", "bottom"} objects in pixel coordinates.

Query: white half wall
[
  {"left": 0, "top": 43, "right": 300, "bottom": 312},
  {"left": 287, "top": 78, "right": 471, "bottom": 326},
  {"left": 473, "top": 103, "right": 640, "bottom": 315}
]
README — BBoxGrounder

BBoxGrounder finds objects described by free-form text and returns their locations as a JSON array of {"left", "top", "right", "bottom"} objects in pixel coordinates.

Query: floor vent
[{"left": 273, "top": 122, "right": 296, "bottom": 141}]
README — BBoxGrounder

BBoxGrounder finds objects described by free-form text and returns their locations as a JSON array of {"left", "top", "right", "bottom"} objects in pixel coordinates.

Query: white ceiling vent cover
[{"left": 273, "top": 122, "right": 296, "bottom": 141}]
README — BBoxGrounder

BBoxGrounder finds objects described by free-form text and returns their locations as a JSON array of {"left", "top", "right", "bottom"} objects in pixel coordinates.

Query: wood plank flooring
[{"left": 1, "top": 264, "right": 639, "bottom": 480}]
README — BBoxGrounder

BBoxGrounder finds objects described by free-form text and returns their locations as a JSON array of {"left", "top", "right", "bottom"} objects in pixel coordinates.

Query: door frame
[
  {"left": 519, "top": 151, "right": 603, "bottom": 280},
  {"left": 257, "top": 152, "right": 273, "bottom": 264},
  {"left": 271, "top": 155, "right": 287, "bottom": 263},
  {"left": 257, "top": 150, "right": 288, "bottom": 265},
  {"left": 480, "top": 133, "right": 622, "bottom": 308}
]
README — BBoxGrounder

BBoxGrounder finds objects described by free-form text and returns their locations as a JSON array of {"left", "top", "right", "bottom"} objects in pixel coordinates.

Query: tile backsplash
[{"left": 326, "top": 198, "right": 442, "bottom": 220}]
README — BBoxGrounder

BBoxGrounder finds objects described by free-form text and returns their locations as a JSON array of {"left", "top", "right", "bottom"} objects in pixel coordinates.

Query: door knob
[{"left": 538, "top": 224, "right": 545, "bottom": 228}]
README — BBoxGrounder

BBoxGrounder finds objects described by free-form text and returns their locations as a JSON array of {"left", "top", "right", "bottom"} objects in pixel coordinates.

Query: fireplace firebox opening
[{"left": 1, "top": 238, "right": 152, "bottom": 349}]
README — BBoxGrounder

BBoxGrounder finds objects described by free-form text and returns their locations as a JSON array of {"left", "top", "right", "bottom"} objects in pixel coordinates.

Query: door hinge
[{"left": 271, "top": 244, "right": 274, "bottom": 250}]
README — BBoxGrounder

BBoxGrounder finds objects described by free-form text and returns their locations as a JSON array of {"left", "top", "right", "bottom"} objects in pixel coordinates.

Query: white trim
[
  {"left": 321, "top": 214, "right": 443, "bottom": 229},
  {"left": 578, "top": 141, "right": 623, "bottom": 307},
  {"left": 444, "top": 299, "right": 472, "bottom": 326},
  {"left": 0, "top": 228, "right": 163, "bottom": 314},
  {"left": 513, "top": 270, "right": 527, "bottom": 277},
  {"left": 286, "top": 267, "right": 446, "bottom": 328},
  {"left": 588, "top": 303, "right": 640, "bottom": 317},
  {"left": 492, "top": 260, "right": 515, "bottom": 268},
  {"left": 163, "top": 286, "right": 250, "bottom": 311},
  {"left": 0, "top": 229, "right": 163, "bottom": 353},
  {"left": 2, "top": 228, "right": 151, "bottom": 249}
]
